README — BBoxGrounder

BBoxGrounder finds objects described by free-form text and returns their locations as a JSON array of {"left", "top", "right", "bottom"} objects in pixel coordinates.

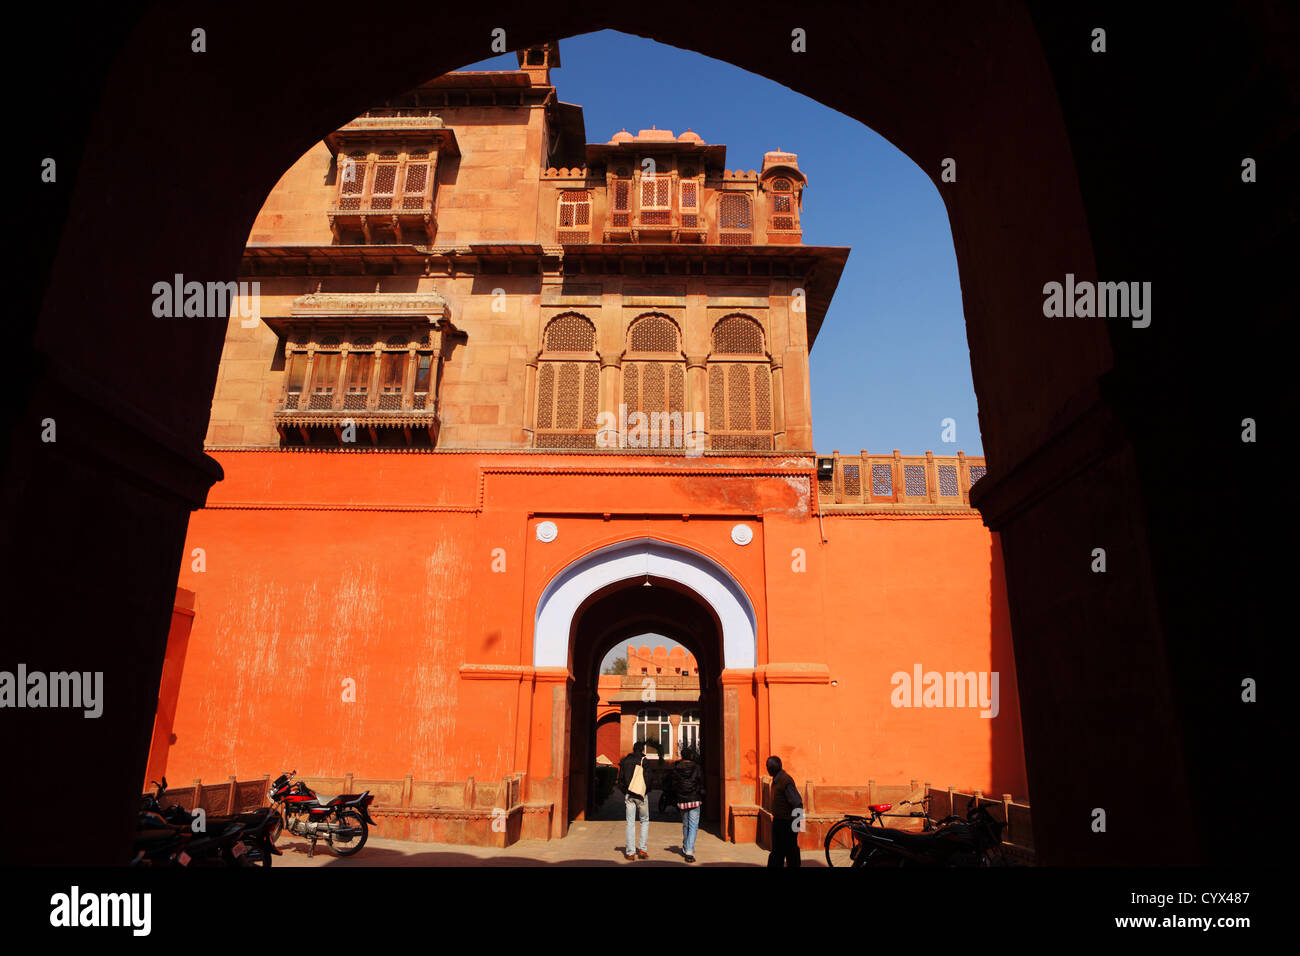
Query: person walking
[
  {"left": 670, "top": 745, "right": 705, "bottom": 863},
  {"left": 766, "top": 755, "right": 803, "bottom": 867},
  {"left": 617, "top": 741, "right": 651, "bottom": 860}
]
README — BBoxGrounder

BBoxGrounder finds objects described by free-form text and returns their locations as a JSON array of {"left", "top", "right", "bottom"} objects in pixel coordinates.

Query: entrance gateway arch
[{"left": 533, "top": 538, "right": 758, "bottom": 838}]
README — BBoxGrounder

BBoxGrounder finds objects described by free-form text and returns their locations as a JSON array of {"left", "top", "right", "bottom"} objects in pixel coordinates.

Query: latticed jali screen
[
  {"left": 818, "top": 455, "right": 989, "bottom": 504},
  {"left": 628, "top": 314, "right": 679, "bottom": 353},
  {"left": 370, "top": 159, "right": 398, "bottom": 210},
  {"left": 535, "top": 361, "right": 599, "bottom": 431},
  {"left": 543, "top": 314, "right": 596, "bottom": 352},
  {"left": 535, "top": 315, "right": 599, "bottom": 444},
  {"left": 680, "top": 180, "right": 700, "bottom": 229},
  {"left": 611, "top": 180, "right": 631, "bottom": 229},
  {"left": 403, "top": 153, "right": 429, "bottom": 208},
  {"left": 718, "top": 193, "right": 753, "bottom": 244},
  {"left": 557, "top": 190, "right": 591, "bottom": 244},
  {"left": 706, "top": 315, "right": 771, "bottom": 448},
  {"left": 625, "top": 319, "right": 685, "bottom": 407},
  {"left": 339, "top": 152, "right": 366, "bottom": 209}
]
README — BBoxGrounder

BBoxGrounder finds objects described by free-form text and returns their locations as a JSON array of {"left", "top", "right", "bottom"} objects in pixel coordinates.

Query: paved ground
[{"left": 275, "top": 791, "right": 820, "bottom": 867}]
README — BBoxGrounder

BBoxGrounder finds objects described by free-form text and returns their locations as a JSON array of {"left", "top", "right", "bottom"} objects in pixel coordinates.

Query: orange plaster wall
[
  {"left": 772, "top": 515, "right": 1028, "bottom": 800},
  {"left": 167, "top": 451, "right": 1025, "bottom": 808}
]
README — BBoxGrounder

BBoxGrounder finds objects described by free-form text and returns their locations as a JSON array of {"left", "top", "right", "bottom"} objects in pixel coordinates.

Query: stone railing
[
  {"left": 815, "top": 450, "right": 987, "bottom": 509},
  {"left": 148, "top": 772, "right": 549, "bottom": 847},
  {"left": 753, "top": 776, "right": 1034, "bottom": 863}
]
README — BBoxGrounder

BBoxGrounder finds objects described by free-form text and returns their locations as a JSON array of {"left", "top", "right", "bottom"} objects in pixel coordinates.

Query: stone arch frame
[
  {"left": 533, "top": 537, "right": 757, "bottom": 670},
  {"left": 12, "top": 3, "right": 1272, "bottom": 865}
]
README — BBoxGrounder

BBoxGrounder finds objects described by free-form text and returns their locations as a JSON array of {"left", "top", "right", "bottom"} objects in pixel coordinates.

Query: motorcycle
[
  {"left": 137, "top": 778, "right": 281, "bottom": 867},
  {"left": 267, "top": 770, "right": 376, "bottom": 858},
  {"left": 133, "top": 808, "right": 251, "bottom": 868},
  {"left": 838, "top": 797, "right": 1008, "bottom": 867}
]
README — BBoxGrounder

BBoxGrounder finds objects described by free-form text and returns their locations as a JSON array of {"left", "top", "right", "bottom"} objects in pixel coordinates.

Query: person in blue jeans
[
  {"left": 669, "top": 745, "right": 706, "bottom": 863},
  {"left": 616, "top": 742, "right": 650, "bottom": 860}
]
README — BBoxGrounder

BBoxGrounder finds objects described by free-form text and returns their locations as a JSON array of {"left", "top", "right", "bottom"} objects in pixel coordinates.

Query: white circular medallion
[
  {"left": 536, "top": 521, "right": 558, "bottom": 543},
  {"left": 730, "top": 523, "right": 753, "bottom": 546}
]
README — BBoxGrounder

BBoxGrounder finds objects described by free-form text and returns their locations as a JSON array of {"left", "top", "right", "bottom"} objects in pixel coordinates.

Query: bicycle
[{"left": 823, "top": 796, "right": 964, "bottom": 867}]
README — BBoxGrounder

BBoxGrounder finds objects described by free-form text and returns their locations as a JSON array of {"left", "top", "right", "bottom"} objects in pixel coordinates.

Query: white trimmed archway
[{"left": 533, "top": 538, "right": 757, "bottom": 669}]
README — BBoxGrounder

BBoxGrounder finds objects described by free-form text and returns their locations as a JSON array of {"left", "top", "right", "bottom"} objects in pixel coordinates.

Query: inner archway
[{"left": 567, "top": 582, "right": 726, "bottom": 834}]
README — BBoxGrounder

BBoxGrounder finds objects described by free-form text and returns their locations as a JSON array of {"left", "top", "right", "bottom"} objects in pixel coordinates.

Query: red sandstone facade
[{"left": 154, "top": 42, "right": 1027, "bottom": 848}]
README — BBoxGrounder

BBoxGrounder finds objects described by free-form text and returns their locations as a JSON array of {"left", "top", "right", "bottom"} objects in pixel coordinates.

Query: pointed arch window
[
  {"left": 707, "top": 314, "right": 773, "bottom": 450},
  {"left": 622, "top": 314, "right": 687, "bottom": 450},
  {"left": 535, "top": 313, "right": 600, "bottom": 448}
]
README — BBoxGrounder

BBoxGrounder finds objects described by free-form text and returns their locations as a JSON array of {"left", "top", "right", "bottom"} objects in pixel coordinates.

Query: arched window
[
  {"left": 543, "top": 313, "right": 596, "bottom": 352},
  {"left": 712, "top": 314, "right": 764, "bottom": 355},
  {"left": 627, "top": 314, "right": 679, "bottom": 354},
  {"left": 535, "top": 313, "right": 600, "bottom": 448},
  {"left": 623, "top": 315, "right": 686, "bottom": 449},
  {"left": 708, "top": 315, "right": 773, "bottom": 450},
  {"left": 635, "top": 709, "right": 672, "bottom": 757}
]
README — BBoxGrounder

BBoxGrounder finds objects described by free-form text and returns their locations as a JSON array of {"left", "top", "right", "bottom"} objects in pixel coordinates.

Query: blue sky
[{"left": 463, "top": 30, "right": 984, "bottom": 465}]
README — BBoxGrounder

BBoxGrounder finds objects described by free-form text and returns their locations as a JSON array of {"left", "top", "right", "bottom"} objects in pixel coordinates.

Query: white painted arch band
[{"left": 533, "top": 538, "right": 757, "bottom": 670}]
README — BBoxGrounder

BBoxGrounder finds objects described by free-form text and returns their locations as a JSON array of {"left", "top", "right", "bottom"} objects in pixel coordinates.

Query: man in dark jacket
[
  {"left": 617, "top": 742, "right": 650, "bottom": 860},
  {"left": 669, "top": 746, "right": 705, "bottom": 863},
  {"left": 766, "top": 755, "right": 803, "bottom": 867}
]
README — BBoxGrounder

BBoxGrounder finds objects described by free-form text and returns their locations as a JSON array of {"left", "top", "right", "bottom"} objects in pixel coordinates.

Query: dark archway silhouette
[{"left": 6, "top": 2, "right": 1284, "bottom": 865}]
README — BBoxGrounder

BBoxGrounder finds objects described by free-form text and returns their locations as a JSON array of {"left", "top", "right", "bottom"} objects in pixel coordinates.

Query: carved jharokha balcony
[
  {"left": 815, "top": 451, "right": 988, "bottom": 511},
  {"left": 267, "top": 292, "right": 461, "bottom": 449},
  {"left": 323, "top": 114, "right": 460, "bottom": 246},
  {"left": 274, "top": 393, "right": 439, "bottom": 448}
]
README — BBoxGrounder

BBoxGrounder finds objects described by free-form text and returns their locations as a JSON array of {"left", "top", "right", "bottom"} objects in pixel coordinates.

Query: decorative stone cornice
[
  {"left": 757, "top": 663, "right": 831, "bottom": 685},
  {"left": 289, "top": 291, "right": 449, "bottom": 320}
]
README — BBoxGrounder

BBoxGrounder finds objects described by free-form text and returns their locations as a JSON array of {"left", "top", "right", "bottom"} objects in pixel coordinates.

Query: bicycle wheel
[{"left": 823, "top": 819, "right": 862, "bottom": 867}]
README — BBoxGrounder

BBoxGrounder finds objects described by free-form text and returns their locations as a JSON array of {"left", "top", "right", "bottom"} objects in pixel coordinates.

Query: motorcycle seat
[{"left": 875, "top": 824, "right": 973, "bottom": 851}]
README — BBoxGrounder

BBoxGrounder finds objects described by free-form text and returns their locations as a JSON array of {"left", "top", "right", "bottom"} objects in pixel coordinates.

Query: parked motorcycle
[
  {"left": 828, "top": 796, "right": 1008, "bottom": 867},
  {"left": 136, "top": 778, "right": 281, "bottom": 867},
  {"left": 132, "top": 807, "right": 251, "bottom": 867},
  {"left": 267, "top": 770, "right": 376, "bottom": 858}
]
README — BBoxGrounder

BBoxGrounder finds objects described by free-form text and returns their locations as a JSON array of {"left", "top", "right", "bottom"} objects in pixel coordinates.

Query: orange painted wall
[{"left": 166, "top": 450, "right": 1026, "bottom": 815}]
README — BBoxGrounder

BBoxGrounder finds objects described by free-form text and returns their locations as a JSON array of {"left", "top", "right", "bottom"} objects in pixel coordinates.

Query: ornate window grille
[
  {"left": 707, "top": 315, "right": 772, "bottom": 450},
  {"left": 718, "top": 192, "right": 753, "bottom": 244},
  {"left": 556, "top": 190, "right": 592, "bottom": 244},
  {"left": 535, "top": 313, "right": 600, "bottom": 448}
]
